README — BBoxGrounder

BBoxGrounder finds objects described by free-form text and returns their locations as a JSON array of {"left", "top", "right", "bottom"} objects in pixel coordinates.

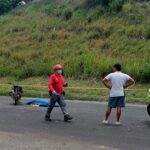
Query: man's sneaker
[
  {"left": 115, "top": 121, "right": 121, "bottom": 126},
  {"left": 45, "top": 115, "right": 51, "bottom": 121},
  {"left": 64, "top": 114, "right": 72, "bottom": 122},
  {"left": 102, "top": 120, "right": 109, "bottom": 125}
]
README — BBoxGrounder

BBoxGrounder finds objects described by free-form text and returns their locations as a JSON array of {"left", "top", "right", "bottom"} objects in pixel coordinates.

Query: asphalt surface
[{"left": 0, "top": 96, "right": 149, "bottom": 150}]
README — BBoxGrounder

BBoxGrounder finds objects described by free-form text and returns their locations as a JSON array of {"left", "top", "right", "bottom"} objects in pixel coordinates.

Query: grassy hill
[{"left": 0, "top": 0, "right": 150, "bottom": 83}]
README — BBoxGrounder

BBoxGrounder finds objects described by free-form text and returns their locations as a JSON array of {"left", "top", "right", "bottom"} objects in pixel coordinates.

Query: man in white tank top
[{"left": 102, "top": 64, "right": 135, "bottom": 125}]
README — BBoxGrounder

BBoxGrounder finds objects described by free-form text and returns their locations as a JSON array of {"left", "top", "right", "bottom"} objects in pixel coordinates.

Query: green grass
[
  {"left": 0, "top": 77, "right": 149, "bottom": 104},
  {"left": 0, "top": 1, "right": 150, "bottom": 82},
  {"left": 0, "top": 0, "right": 150, "bottom": 103}
]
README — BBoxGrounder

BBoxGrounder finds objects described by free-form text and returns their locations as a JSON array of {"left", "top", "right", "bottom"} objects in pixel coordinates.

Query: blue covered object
[{"left": 26, "top": 98, "right": 59, "bottom": 107}]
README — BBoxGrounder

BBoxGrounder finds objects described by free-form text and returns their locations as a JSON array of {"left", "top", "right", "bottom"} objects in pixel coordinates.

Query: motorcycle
[
  {"left": 9, "top": 85, "right": 23, "bottom": 105},
  {"left": 147, "top": 103, "right": 150, "bottom": 116}
]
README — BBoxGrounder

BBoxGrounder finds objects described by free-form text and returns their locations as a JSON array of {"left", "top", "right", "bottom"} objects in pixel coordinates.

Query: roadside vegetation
[
  {"left": 0, "top": 77, "right": 149, "bottom": 104},
  {"left": 0, "top": 0, "right": 150, "bottom": 102}
]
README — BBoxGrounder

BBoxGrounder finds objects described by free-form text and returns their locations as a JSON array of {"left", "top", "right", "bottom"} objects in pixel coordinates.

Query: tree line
[
  {"left": 85, "top": 0, "right": 150, "bottom": 8},
  {"left": 1, "top": 0, "right": 150, "bottom": 15},
  {"left": 0, "top": 0, "right": 30, "bottom": 15}
]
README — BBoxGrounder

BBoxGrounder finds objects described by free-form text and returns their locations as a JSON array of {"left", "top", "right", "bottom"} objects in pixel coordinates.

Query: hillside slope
[{"left": 0, "top": 0, "right": 150, "bottom": 82}]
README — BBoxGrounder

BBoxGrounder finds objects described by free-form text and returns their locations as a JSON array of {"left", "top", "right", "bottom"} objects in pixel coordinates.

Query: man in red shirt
[{"left": 45, "top": 64, "right": 72, "bottom": 122}]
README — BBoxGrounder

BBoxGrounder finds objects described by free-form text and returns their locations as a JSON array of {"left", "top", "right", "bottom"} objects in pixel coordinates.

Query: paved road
[{"left": 0, "top": 96, "right": 149, "bottom": 150}]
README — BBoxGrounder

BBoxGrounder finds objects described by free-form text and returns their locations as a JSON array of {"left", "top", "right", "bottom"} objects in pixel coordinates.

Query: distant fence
[
  {"left": 0, "top": 83, "right": 149, "bottom": 102},
  {"left": 0, "top": 83, "right": 148, "bottom": 91}
]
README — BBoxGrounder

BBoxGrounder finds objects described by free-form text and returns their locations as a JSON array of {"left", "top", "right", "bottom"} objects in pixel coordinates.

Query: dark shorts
[{"left": 108, "top": 96, "right": 125, "bottom": 108}]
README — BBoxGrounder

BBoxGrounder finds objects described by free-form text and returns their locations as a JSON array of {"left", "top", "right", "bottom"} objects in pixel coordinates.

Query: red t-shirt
[{"left": 48, "top": 73, "right": 64, "bottom": 94}]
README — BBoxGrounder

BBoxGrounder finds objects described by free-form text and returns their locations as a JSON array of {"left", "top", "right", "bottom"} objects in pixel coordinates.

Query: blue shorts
[{"left": 108, "top": 96, "right": 125, "bottom": 108}]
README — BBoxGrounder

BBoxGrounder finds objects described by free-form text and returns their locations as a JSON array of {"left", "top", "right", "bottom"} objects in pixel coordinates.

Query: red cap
[{"left": 54, "top": 64, "right": 63, "bottom": 70}]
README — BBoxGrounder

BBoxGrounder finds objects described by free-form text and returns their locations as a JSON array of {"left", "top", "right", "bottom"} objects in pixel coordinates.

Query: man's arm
[
  {"left": 102, "top": 78, "right": 112, "bottom": 89},
  {"left": 48, "top": 76, "right": 55, "bottom": 92},
  {"left": 124, "top": 78, "right": 135, "bottom": 89},
  {"left": 62, "top": 76, "right": 68, "bottom": 87}
]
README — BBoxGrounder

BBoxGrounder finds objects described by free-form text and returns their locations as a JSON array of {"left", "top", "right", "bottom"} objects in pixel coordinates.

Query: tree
[
  {"left": 85, "top": 0, "right": 110, "bottom": 8},
  {"left": 0, "top": 0, "right": 23, "bottom": 15}
]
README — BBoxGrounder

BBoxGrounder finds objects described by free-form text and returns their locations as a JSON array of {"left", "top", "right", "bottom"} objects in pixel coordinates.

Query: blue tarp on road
[{"left": 26, "top": 98, "right": 59, "bottom": 107}]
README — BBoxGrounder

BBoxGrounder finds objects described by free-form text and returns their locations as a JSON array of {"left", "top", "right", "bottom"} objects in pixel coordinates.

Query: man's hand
[
  {"left": 52, "top": 91, "right": 58, "bottom": 95},
  {"left": 124, "top": 78, "right": 135, "bottom": 89},
  {"left": 64, "top": 83, "right": 68, "bottom": 87},
  {"left": 102, "top": 79, "right": 112, "bottom": 89}
]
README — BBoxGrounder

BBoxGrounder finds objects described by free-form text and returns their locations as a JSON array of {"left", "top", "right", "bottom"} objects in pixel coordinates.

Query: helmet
[{"left": 54, "top": 64, "right": 63, "bottom": 70}]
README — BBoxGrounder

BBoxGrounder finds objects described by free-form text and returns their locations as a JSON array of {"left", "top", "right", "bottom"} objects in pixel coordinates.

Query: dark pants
[
  {"left": 46, "top": 94, "right": 68, "bottom": 116},
  {"left": 108, "top": 96, "right": 125, "bottom": 108}
]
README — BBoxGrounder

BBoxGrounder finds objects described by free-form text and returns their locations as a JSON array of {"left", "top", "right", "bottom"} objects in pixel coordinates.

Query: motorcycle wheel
[
  {"left": 14, "top": 97, "right": 20, "bottom": 105},
  {"left": 147, "top": 104, "right": 150, "bottom": 116},
  {"left": 14, "top": 100, "right": 18, "bottom": 105}
]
